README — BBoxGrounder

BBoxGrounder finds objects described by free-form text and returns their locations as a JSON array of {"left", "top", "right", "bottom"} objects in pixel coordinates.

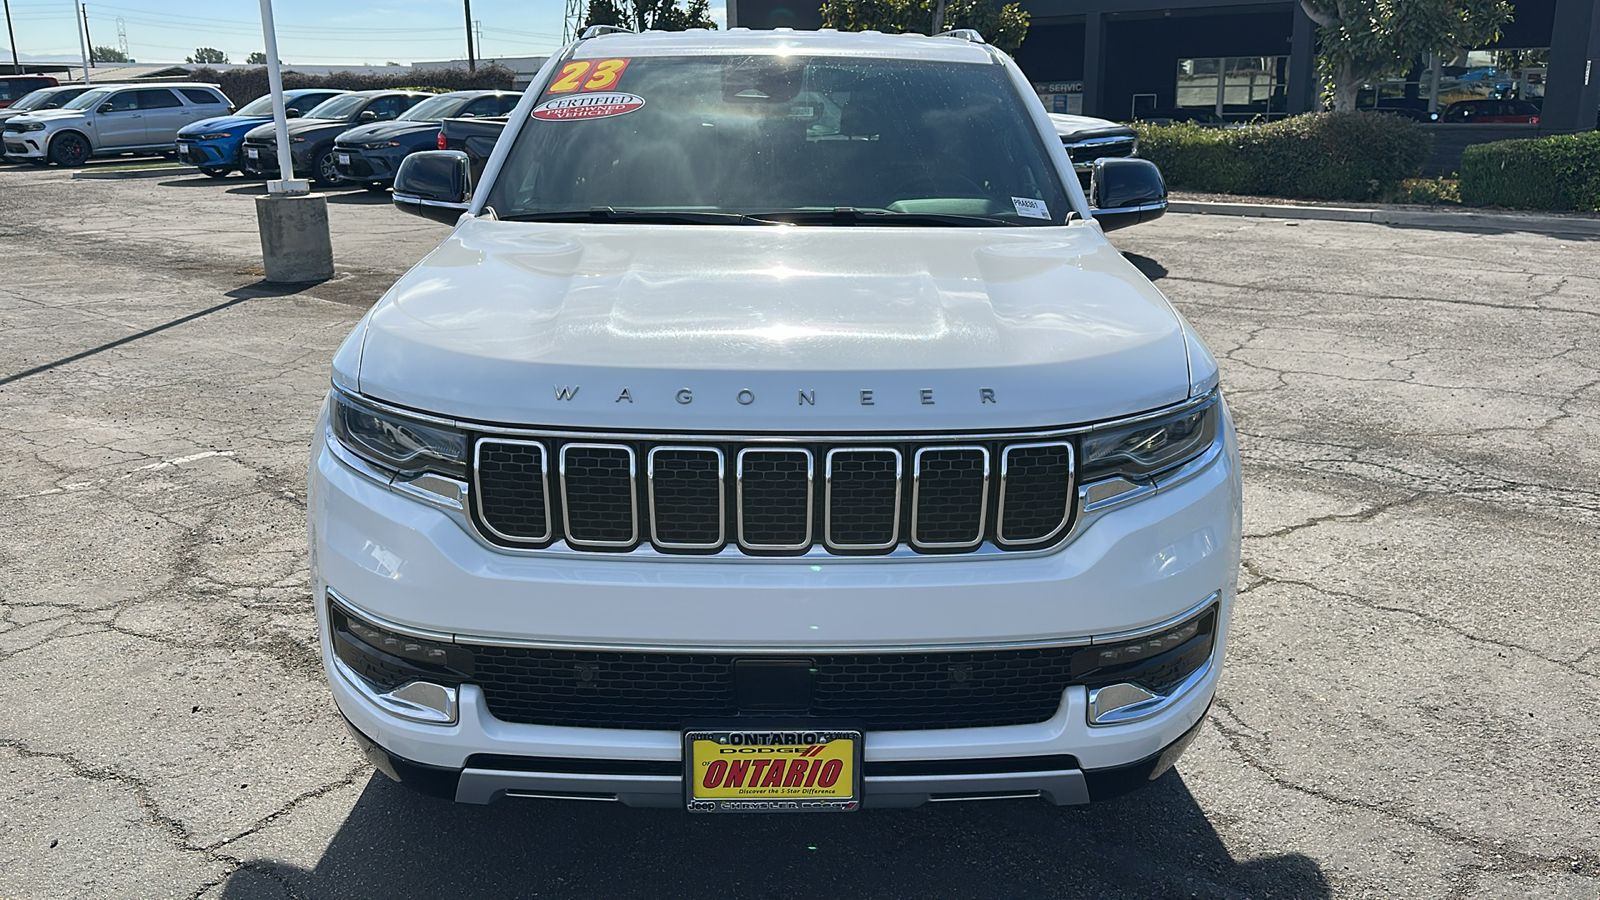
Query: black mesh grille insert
[
  {"left": 827, "top": 449, "right": 900, "bottom": 548},
  {"left": 649, "top": 448, "right": 723, "bottom": 548},
  {"left": 738, "top": 449, "right": 812, "bottom": 549},
  {"left": 1000, "top": 443, "right": 1074, "bottom": 544},
  {"left": 476, "top": 441, "right": 549, "bottom": 542},
  {"left": 913, "top": 448, "right": 988, "bottom": 547},
  {"left": 561, "top": 445, "right": 636, "bottom": 545}
]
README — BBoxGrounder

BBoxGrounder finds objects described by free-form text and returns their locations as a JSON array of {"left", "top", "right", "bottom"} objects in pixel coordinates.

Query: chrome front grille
[{"left": 473, "top": 434, "right": 1075, "bottom": 557}]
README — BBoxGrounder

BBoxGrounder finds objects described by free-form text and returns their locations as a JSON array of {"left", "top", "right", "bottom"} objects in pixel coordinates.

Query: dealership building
[{"left": 726, "top": 0, "right": 1600, "bottom": 137}]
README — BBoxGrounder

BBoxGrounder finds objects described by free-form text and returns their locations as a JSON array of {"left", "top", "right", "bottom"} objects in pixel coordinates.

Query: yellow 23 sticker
[{"left": 547, "top": 59, "right": 631, "bottom": 94}]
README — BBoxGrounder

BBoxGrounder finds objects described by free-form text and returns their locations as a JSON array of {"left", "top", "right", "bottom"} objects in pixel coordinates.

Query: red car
[
  {"left": 0, "top": 75, "right": 60, "bottom": 109},
  {"left": 1440, "top": 99, "right": 1540, "bottom": 124}
]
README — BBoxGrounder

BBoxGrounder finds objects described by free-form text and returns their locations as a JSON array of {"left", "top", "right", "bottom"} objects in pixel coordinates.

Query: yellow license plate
[{"left": 685, "top": 729, "right": 862, "bottom": 813}]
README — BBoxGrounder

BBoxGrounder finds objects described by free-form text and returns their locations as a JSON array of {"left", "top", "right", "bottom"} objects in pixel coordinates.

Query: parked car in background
[
  {"left": 1440, "top": 99, "right": 1541, "bottom": 124},
  {"left": 439, "top": 113, "right": 510, "bottom": 186},
  {"left": 239, "top": 90, "right": 431, "bottom": 185},
  {"left": 0, "top": 75, "right": 59, "bottom": 109},
  {"left": 0, "top": 85, "right": 97, "bottom": 149},
  {"left": 1050, "top": 112, "right": 1138, "bottom": 189},
  {"left": 2, "top": 83, "right": 231, "bottom": 167},
  {"left": 176, "top": 88, "right": 348, "bottom": 178},
  {"left": 333, "top": 90, "right": 520, "bottom": 191}
]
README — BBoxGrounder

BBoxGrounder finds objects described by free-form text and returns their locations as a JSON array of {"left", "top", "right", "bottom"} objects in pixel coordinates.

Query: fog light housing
[
  {"left": 328, "top": 594, "right": 474, "bottom": 725},
  {"left": 1078, "top": 603, "right": 1217, "bottom": 726}
]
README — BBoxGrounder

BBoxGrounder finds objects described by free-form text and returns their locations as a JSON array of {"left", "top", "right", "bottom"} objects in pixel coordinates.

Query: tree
[
  {"left": 819, "top": 0, "right": 1029, "bottom": 54},
  {"left": 1299, "top": 0, "right": 1512, "bottom": 112},
  {"left": 582, "top": 0, "right": 715, "bottom": 32},
  {"left": 186, "top": 47, "right": 229, "bottom": 65},
  {"left": 245, "top": 51, "right": 268, "bottom": 65},
  {"left": 90, "top": 45, "right": 127, "bottom": 63}
]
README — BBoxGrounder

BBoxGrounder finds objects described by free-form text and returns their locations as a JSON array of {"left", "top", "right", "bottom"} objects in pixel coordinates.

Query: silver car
[{"left": 2, "top": 82, "right": 232, "bottom": 167}]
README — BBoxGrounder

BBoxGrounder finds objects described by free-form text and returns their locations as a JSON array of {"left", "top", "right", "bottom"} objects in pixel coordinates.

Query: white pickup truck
[{"left": 309, "top": 25, "right": 1239, "bottom": 813}]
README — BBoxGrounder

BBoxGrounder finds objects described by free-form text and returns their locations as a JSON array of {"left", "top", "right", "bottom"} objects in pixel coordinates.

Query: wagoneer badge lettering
[{"left": 550, "top": 386, "right": 1000, "bottom": 406}]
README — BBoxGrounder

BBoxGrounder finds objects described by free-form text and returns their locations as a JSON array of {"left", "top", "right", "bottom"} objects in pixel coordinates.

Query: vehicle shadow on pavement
[
  {"left": 214, "top": 768, "right": 1329, "bottom": 900},
  {"left": 1122, "top": 252, "right": 1168, "bottom": 281}
]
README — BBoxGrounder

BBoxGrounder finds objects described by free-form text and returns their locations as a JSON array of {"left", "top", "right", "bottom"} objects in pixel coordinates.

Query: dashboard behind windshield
[{"left": 484, "top": 55, "right": 1072, "bottom": 226}]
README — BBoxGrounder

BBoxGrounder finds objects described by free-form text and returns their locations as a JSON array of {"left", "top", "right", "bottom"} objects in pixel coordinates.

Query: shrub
[
  {"left": 1133, "top": 112, "right": 1432, "bottom": 202},
  {"left": 190, "top": 64, "right": 515, "bottom": 107},
  {"left": 1458, "top": 132, "right": 1600, "bottom": 212}
]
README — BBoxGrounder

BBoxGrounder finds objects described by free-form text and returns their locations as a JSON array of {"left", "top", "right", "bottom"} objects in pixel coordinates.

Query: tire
[
  {"left": 201, "top": 167, "right": 232, "bottom": 179},
  {"left": 48, "top": 132, "right": 91, "bottom": 167},
  {"left": 311, "top": 145, "right": 345, "bottom": 187}
]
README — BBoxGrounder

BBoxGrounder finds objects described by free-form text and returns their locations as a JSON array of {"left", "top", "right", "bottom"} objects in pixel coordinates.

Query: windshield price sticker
[
  {"left": 546, "top": 58, "right": 631, "bottom": 94},
  {"left": 685, "top": 730, "right": 862, "bottom": 813},
  {"left": 1012, "top": 197, "right": 1051, "bottom": 220},
  {"left": 532, "top": 93, "right": 646, "bottom": 122}
]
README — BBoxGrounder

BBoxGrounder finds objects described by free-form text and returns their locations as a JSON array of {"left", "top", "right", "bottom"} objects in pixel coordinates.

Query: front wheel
[
  {"left": 48, "top": 132, "right": 91, "bottom": 167},
  {"left": 311, "top": 146, "right": 344, "bottom": 186},
  {"left": 201, "top": 167, "right": 232, "bottom": 179}
]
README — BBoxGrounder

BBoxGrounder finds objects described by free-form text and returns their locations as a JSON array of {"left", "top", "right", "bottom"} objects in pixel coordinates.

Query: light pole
[
  {"left": 253, "top": 0, "right": 333, "bottom": 284},
  {"left": 72, "top": 0, "right": 89, "bottom": 83},
  {"left": 4, "top": 0, "right": 20, "bottom": 74},
  {"left": 463, "top": 0, "right": 475, "bottom": 72}
]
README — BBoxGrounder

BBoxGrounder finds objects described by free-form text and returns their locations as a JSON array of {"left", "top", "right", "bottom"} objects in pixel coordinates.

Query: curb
[
  {"left": 1168, "top": 200, "right": 1600, "bottom": 237},
  {"left": 71, "top": 166, "right": 189, "bottom": 180}
]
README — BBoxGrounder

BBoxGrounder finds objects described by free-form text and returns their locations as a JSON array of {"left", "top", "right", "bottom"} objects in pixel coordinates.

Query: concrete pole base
[{"left": 255, "top": 193, "right": 334, "bottom": 284}]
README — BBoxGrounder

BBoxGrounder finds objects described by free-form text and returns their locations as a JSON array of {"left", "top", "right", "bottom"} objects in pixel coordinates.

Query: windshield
[
  {"left": 400, "top": 94, "right": 472, "bottom": 122},
  {"left": 11, "top": 89, "right": 63, "bottom": 112},
  {"left": 64, "top": 89, "right": 111, "bottom": 111},
  {"left": 484, "top": 55, "right": 1072, "bottom": 226},
  {"left": 303, "top": 94, "right": 366, "bottom": 120},
  {"left": 235, "top": 95, "right": 283, "bottom": 116}
]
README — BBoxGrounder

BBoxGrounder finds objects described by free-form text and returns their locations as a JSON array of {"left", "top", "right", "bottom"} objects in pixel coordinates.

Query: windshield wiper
[
  {"left": 747, "top": 208, "right": 1016, "bottom": 227},
  {"left": 501, "top": 208, "right": 771, "bottom": 225}
]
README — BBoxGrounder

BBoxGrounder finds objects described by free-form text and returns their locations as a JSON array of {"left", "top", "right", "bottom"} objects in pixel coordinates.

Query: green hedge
[
  {"left": 189, "top": 64, "right": 515, "bottom": 107},
  {"left": 1459, "top": 132, "right": 1600, "bottom": 211},
  {"left": 1133, "top": 113, "right": 1433, "bottom": 202}
]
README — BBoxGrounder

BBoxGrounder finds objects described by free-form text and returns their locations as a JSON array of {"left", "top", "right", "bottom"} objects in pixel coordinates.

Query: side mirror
[
  {"left": 393, "top": 150, "right": 472, "bottom": 225},
  {"left": 1090, "top": 158, "right": 1168, "bottom": 232},
  {"left": 358, "top": 110, "right": 377, "bottom": 122},
  {"left": 98, "top": 102, "right": 114, "bottom": 114},
  {"left": 285, "top": 108, "right": 302, "bottom": 119}
]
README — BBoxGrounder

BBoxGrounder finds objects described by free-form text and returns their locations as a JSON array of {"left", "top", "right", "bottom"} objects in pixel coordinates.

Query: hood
[
  {"left": 336, "top": 120, "right": 438, "bottom": 143},
  {"left": 1049, "top": 113, "right": 1136, "bottom": 140},
  {"left": 7, "top": 109, "right": 85, "bottom": 126},
  {"left": 179, "top": 114, "right": 266, "bottom": 137},
  {"left": 347, "top": 219, "right": 1192, "bottom": 431},
  {"left": 243, "top": 117, "right": 346, "bottom": 142}
]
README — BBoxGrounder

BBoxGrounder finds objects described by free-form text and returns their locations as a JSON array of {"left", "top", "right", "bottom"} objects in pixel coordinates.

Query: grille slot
[
  {"left": 559, "top": 444, "right": 637, "bottom": 548},
  {"left": 911, "top": 447, "right": 989, "bottom": 549},
  {"left": 475, "top": 440, "right": 551, "bottom": 543},
  {"left": 825, "top": 448, "right": 901, "bottom": 551},
  {"left": 647, "top": 447, "right": 725, "bottom": 550},
  {"left": 997, "top": 442, "right": 1075, "bottom": 546},
  {"left": 736, "top": 448, "right": 814, "bottom": 552}
]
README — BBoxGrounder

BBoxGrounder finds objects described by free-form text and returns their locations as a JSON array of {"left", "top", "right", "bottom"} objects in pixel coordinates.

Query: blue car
[{"left": 175, "top": 88, "right": 348, "bottom": 178}]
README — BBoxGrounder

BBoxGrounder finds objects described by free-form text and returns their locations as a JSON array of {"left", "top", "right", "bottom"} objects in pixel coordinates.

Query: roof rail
[
  {"left": 933, "top": 28, "right": 985, "bottom": 43},
  {"left": 580, "top": 24, "right": 636, "bottom": 39}
]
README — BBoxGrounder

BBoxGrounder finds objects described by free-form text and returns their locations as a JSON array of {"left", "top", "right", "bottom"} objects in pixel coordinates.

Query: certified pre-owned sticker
[{"left": 532, "top": 92, "right": 645, "bottom": 121}]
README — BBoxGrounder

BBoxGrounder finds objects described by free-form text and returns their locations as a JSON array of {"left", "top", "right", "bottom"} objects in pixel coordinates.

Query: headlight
[
  {"left": 17, "top": 122, "right": 46, "bottom": 132},
  {"left": 196, "top": 132, "right": 232, "bottom": 140},
  {"left": 329, "top": 391, "right": 467, "bottom": 478},
  {"left": 366, "top": 141, "right": 401, "bottom": 149},
  {"left": 1079, "top": 392, "right": 1220, "bottom": 481}
]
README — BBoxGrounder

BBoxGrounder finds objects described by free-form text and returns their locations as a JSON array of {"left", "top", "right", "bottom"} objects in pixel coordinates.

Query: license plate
[
  {"left": 337, "top": 153, "right": 349, "bottom": 165},
  {"left": 246, "top": 148, "right": 258, "bottom": 159},
  {"left": 685, "top": 729, "right": 861, "bottom": 813}
]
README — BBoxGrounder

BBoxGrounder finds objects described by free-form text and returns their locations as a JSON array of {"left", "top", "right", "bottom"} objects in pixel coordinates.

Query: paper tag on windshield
[{"left": 1012, "top": 197, "right": 1050, "bottom": 220}]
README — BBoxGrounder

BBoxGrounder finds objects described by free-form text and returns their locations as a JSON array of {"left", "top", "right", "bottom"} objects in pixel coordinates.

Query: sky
[{"left": 2, "top": 0, "right": 727, "bottom": 66}]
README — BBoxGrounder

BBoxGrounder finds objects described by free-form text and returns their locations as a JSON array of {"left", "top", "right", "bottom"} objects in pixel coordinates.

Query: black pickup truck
[{"left": 439, "top": 115, "right": 509, "bottom": 186}]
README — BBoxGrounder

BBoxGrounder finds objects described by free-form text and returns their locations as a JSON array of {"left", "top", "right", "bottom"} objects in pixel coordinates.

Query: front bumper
[
  {"left": 332, "top": 145, "right": 403, "bottom": 184},
  {"left": 240, "top": 143, "right": 309, "bottom": 177},
  {"left": 3, "top": 134, "right": 46, "bottom": 158},
  {"left": 175, "top": 137, "right": 238, "bottom": 169},
  {"left": 309, "top": 400, "right": 1242, "bottom": 807}
]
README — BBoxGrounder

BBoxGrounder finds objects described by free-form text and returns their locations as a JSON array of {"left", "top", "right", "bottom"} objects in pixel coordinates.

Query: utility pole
[
  {"left": 73, "top": 0, "right": 90, "bottom": 83},
  {"left": 82, "top": 3, "right": 94, "bottom": 66},
  {"left": 463, "top": 0, "right": 475, "bottom": 72},
  {"left": 4, "top": 0, "right": 20, "bottom": 74}
]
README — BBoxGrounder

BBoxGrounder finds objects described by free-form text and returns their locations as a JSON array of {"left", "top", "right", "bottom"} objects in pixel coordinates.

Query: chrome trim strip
[
  {"left": 327, "top": 589, "right": 455, "bottom": 642},
  {"left": 1062, "top": 135, "right": 1136, "bottom": 149},
  {"left": 473, "top": 438, "right": 552, "bottom": 544},
  {"left": 869, "top": 770, "right": 1090, "bottom": 806},
  {"left": 735, "top": 447, "right": 814, "bottom": 552},
  {"left": 331, "top": 382, "right": 1219, "bottom": 444},
  {"left": 823, "top": 447, "right": 902, "bottom": 552},
  {"left": 330, "top": 655, "right": 459, "bottom": 725},
  {"left": 646, "top": 445, "right": 725, "bottom": 551},
  {"left": 559, "top": 442, "right": 638, "bottom": 548},
  {"left": 456, "top": 769, "right": 679, "bottom": 805},
  {"left": 1090, "top": 592, "right": 1219, "bottom": 645},
  {"left": 392, "top": 471, "right": 467, "bottom": 511},
  {"left": 910, "top": 446, "right": 989, "bottom": 550},
  {"left": 1087, "top": 656, "right": 1214, "bottom": 727},
  {"left": 995, "top": 441, "right": 1076, "bottom": 547},
  {"left": 1093, "top": 201, "right": 1168, "bottom": 217},
  {"left": 392, "top": 193, "right": 470, "bottom": 211}
]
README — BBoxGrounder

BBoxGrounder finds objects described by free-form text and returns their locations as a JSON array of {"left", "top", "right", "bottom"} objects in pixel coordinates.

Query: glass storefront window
[
  {"left": 1359, "top": 49, "right": 1549, "bottom": 124},
  {"left": 1175, "top": 56, "right": 1289, "bottom": 121}
]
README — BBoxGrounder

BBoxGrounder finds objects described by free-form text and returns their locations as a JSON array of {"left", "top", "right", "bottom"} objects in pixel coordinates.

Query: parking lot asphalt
[{"left": 0, "top": 166, "right": 1596, "bottom": 900}]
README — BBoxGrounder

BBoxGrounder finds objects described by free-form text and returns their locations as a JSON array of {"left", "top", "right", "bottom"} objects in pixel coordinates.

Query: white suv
[
  {"left": 2, "top": 82, "right": 230, "bottom": 166},
  {"left": 310, "top": 27, "right": 1239, "bottom": 813}
]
